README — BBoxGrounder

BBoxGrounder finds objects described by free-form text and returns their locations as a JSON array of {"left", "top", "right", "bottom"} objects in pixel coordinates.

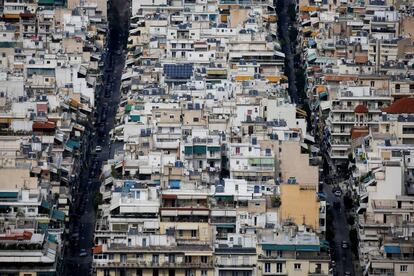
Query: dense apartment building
[
  {"left": 92, "top": 0, "right": 329, "bottom": 276},
  {"left": 298, "top": 0, "right": 414, "bottom": 274},
  {"left": 0, "top": 0, "right": 108, "bottom": 274}
]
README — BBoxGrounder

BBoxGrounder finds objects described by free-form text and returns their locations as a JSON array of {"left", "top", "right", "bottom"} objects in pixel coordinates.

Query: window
[
  {"left": 185, "top": 270, "right": 194, "bottom": 276},
  {"left": 276, "top": 263, "right": 283, "bottom": 273},
  {"left": 193, "top": 117, "right": 199, "bottom": 122},
  {"left": 152, "top": 254, "right": 159, "bottom": 264},
  {"left": 185, "top": 256, "right": 192, "bottom": 263},
  {"left": 265, "top": 250, "right": 271, "bottom": 257},
  {"left": 191, "top": 230, "right": 197, "bottom": 238},
  {"left": 201, "top": 270, "right": 207, "bottom": 276},
  {"left": 201, "top": 256, "right": 208, "bottom": 263},
  {"left": 169, "top": 254, "right": 175, "bottom": 263},
  {"left": 294, "top": 263, "right": 301, "bottom": 270},
  {"left": 276, "top": 250, "right": 282, "bottom": 257},
  {"left": 265, "top": 263, "right": 271, "bottom": 273},
  {"left": 400, "top": 265, "right": 408, "bottom": 272}
]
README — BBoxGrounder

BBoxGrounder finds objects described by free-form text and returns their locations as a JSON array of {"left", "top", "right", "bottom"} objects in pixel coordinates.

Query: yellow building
[{"left": 279, "top": 183, "right": 320, "bottom": 231}]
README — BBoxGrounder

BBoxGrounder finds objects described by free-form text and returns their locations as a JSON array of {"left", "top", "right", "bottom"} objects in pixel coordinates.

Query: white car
[{"left": 95, "top": 146, "right": 102, "bottom": 152}]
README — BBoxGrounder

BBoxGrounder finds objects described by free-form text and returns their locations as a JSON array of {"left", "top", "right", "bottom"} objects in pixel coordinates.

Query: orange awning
[
  {"left": 3, "top": 13, "right": 20, "bottom": 19},
  {"left": 299, "top": 6, "right": 319, "bottom": 12},
  {"left": 235, "top": 76, "right": 253, "bottom": 81},
  {"left": 266, "top": 76, "right": 283, "bottom": 83}
]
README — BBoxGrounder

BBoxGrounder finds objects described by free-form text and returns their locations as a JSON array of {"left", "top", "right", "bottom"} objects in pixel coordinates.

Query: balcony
[{"left": 94, "top": 261, "right": 214, "bottom": 269}]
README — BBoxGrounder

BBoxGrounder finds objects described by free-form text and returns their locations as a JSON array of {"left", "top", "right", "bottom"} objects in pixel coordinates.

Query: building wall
[
  {"left": 279, "top": 141, "right": 318, "bottom": 186},
  {"left": 279, "top": 183, "right": 320, "bottom": 230}
]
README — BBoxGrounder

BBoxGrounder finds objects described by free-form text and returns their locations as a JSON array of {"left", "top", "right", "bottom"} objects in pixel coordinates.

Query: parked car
[{"left": 79, "top": 248, "right": 88, "bottom": 257}]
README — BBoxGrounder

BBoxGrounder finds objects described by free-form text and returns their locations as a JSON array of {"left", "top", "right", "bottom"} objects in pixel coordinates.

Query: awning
[
  {"left": 266, "top": 76, "right": 283, "bottom": 83},
  {"left": 384, "top": 245, "right": 401, "bottom": 254},
  {"left": 216, "top": 224, "right": 235, "bottom": 229},
  {"left": 3, "top": 13, "right": 20, "bottom": 19},
  {"left": 185, "top": 252, "right": 213, "bottom": 256},
  {"left": 48, "top": 234, "right": 57, "bottom": 243},
  {"left": 130, "top": 114, "right": 140, "bottom": 122},
  {"left": 184, "top": 146, "right": 193, "bottom": 155},
  {"left": 93, "top": 245, "right": 103, "bottom": 254},
  {"left": 207, "top": 146, "right": 221, "bottom": 152},
  {"left": 296, "top": 244, "right": 320, "bottom": 251},
  {"left": 162, "top": 194, "right": 177, "bottom": 199},
  {"left": 0, "top": 192, "right": 18, "bottom": 198},
  {"left": 214, "top": 195, "right": 233, "bottom": 200},
  {"left": 41, "top": 200, "right": 51, "bottom": 209},
  {"left": 66, "top": 139, "right": 80, "bottom": 149},
  {"left": 193, "top": 145, "right": 206, "bottom": 154},
  {"left": 177, "top": 224, "right": 199, "bottom": 230},
  {"left": 371, "top": 262, "right": 393, "bottom": 269},
  {"left": 262, "top": 244, "right": 296, "bottom": 251},
  {"left": 37, "top": 223, "right": 49, "bottom": 233},
  {"left": 169, "top": 180, "right": 181, "bottom": 189},
  {"left": 235, "top": 76, "right": 253, "bottom": 81},
  {"left": 52, "top": 209, "right": 65, "bottom": 221},
  {"left": 125, "top": 105, "right": 132, "bottom": 113}
]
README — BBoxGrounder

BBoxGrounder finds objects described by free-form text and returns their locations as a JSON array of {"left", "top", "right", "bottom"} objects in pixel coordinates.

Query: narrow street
[
  {"left": 322, "top": 179, "right": 355, "bottom": 276},
  {"left": 62, "top": 0, "right": 130, "bottom": 274},
  {"left": 276, "top": 0, "right": 299, "bottom": 104},
  {"left": 276, "top": 0, "right": 356, "bottom": 275}
]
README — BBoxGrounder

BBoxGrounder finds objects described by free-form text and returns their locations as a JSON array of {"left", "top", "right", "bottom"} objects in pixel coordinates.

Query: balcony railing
[{"left": 94, "top": 261, "right": 214, "bottom": 268}]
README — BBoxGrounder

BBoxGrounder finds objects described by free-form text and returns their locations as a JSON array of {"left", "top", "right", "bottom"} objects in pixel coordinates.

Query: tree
[{"left": 344, "top": 193, "right": 354, "bottom": 210}]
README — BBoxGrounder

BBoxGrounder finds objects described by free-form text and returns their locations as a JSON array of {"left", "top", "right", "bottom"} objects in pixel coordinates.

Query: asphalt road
[
  {"left": 276, "top": 0, "right": 299, "bottom": 104},
  {"left": 63, "top": 0, "right": 130, "bottom": 274},
  {"left": 323, "top": 182, "right": 355, "bottom": 276}
]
